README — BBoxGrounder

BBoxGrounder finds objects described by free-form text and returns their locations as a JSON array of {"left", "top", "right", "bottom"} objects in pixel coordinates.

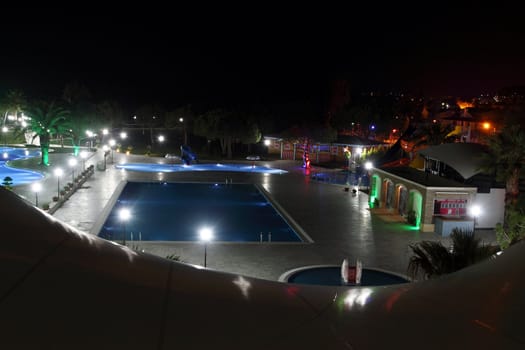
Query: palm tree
[
  {"left": 410, "top": 121, "right": 456, "bottom": 151},
  {"left": 407, "top": 228, "right": 496, "bottom": 280},
  {"left": 25, "top": 101, "right": 70, "bottom": 166},
  {"left": 1, "top": 89, "right": 26, "bottom": 126},
  {"left": 478, "top": 124, "right": 525, "bottom": 207}
]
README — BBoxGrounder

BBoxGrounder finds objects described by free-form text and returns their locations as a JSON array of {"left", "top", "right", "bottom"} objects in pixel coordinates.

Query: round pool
[
  {"left": 0, "top": 147, "right": 44, "bottom": 186},
  {"left": 280, "top": 265, "right": 410, "bottom": 286}
]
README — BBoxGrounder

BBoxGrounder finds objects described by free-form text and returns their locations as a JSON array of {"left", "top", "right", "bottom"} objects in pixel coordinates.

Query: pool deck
[{"left": 12, "top": 148, "right": 497, "bottom": 282}]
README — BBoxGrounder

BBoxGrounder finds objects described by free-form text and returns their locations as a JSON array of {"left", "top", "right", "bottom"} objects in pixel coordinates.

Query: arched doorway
[
  {"left": 369, "top": 174, "right": 381, "bottom": 208},
  {"left": 397, "top": 185, "right": 408, "bottom": 216},
  {"left": 408, "top": 190, "right": 423, "bottom": 228},
  {"left": 383, "top": 179, "right": 395, "bottom": 209}
]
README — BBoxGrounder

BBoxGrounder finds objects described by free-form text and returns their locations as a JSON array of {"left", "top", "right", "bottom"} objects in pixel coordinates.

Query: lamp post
[
  {"left": 199, "top": 227, "right": 213, "bottom": 268},
  {"left": 2, "top": 126, "right": 7, "bottom": 146},
  {"left": 80, "top": 150, "right": 88, "bottom": 171},
  {"left": 32, "top": 182, "right": 41, "bottom": 207},
  {"left": 157, "top": 135, "right": 165, "bottom": 153},
  {"left": 68, "top": 157, "right": 78, "bottom": 183},
  {"left": 54, "top": 168, "right": 63, "bottom": 198},
  {"left": 109, "top": 139, "right": 116, "bottom": 163},
  {"left": 86, "top": 130, "right": 94, "bottom": 149},
  {"left": 470, "top": 205, "right": 481, "bottom": 230},
  {"left": 119, "top": 208, "right": 131, "bottom": 245},
  {"left": 179, "top": 117, "right": 187, "bottom": 145},
  {"left": 364, "top": 161, "right": 373, "bottom": 193},
  {"left": 102, "top": 145, "right": 109, "bottom": 170}
]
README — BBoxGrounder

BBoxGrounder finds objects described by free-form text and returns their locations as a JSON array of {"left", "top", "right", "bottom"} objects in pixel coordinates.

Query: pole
[
  {"left": 122, "top": 222, "right": 126, "bottom": 245},
  {"left": 204, "top": 243, "right": 207, "bottom": 267},
  {"left": 57, "top": 177, "right": 60, "bottom": 198},
  {"left": 35, "top": 192, "right": 38, "bottom": 207}
]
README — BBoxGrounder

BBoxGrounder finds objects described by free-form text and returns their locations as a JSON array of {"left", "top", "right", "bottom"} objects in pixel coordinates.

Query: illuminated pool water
[
  {"left": 281, "top": 266, "right": 410, "bottom": 286},
  {"left": 98, "top": 182, "right": 302, "bottom": 242},
  {"left": 115, "top": 162, "right": 287, "bottom": 174},
  {"left": 0, "top": 147, "right": 44, "bottom": 186}
]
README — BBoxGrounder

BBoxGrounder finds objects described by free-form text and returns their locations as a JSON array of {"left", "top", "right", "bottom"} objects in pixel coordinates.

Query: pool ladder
[{"left": 259, "top": 232, "right": 272, "bottom": 242}]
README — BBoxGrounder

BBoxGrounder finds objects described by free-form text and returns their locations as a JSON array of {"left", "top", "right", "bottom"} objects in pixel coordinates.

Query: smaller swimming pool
[
  {"left": 116, "top": 162, "right": 287, "bottom": 174},
  {"left": 280, "top": 265, "right": 410, "bottom": 286}
]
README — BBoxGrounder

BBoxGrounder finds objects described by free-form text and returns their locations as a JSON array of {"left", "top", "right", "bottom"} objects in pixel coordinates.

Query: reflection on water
[{"left": 311, "top": 169, "right": 369, "bottom": 187}]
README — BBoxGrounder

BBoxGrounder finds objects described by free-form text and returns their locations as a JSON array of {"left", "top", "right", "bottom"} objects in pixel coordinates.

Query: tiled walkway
[{"left": 13, "top": 149, "right": 497, "bottom": 281}]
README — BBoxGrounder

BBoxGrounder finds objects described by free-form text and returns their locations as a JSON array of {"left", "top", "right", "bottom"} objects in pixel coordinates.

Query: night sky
[{"left": 1, "top": 4, "right": 524, "bottom": 111}]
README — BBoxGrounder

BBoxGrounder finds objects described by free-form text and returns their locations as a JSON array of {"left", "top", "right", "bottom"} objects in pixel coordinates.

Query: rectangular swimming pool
[{"left": 98, "top": 182, "right": 303, "bottom": 242}]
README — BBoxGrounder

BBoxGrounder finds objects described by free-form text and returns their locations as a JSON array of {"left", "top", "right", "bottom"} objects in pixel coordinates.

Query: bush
[
  {"left": 407, "top": 210, "right": 417, "bottom": 226},
  {"left": 52, "top": 196, "right": 59, "bottom": 202},
  {"left": 42, "top": 203, "right": 50, "bottom": 210},
  {"left": 407, "top": 228, "right": 497, "bottom": 280}
]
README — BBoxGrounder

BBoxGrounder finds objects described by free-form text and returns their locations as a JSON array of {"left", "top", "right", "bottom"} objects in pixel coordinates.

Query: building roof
[
  {"left": 334, "top": 135, "right": 385, "bottom": 146},
  {"left": 379, "top": 166, "right": 477, "bottom": 188},
  {"left": 418, "top": 143, "right": 488, "bottom": 180}
]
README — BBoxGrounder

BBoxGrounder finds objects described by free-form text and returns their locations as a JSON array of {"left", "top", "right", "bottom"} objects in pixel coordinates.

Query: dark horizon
[{"left": 1, "top": 5, "right": 524, "bottom": 112}]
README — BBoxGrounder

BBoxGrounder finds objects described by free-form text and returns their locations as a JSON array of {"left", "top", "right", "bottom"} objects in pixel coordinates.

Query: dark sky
[{"left": 1, "top": 3, "right": 524, "bottom": 111}]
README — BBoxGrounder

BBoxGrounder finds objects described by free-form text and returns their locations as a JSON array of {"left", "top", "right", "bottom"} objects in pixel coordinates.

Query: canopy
[{"left": 418, "top": 142, "right": 488, "bottom": 180}]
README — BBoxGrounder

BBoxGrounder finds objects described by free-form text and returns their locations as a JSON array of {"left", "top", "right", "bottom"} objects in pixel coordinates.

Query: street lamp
[
  {"left": 470, "top": 205, "right": 482, "bottom": 229},
  {"left": 2, "top": 126, "right": 7, "bottom": 146},
  {"left": 109, "top": 139, "right": 116, "bottom": 163},
  {"left": 68, "top": 157, "right": 78, "bottom": 183},
  {"left": 119, "top": 208, "right": 131, "bottom": 245},
  {"left": 54, "top": 168, "right": 63, "bottom": 198},
  {"left": 80, "top": 150, "right": 88, "bottom": 171},
  {"left": 85, "top": 130, "right": 94, "bottom": 149},
  {"left": 179, "top": 117, "right": 187, "bottom": 145},
  {"left": 364, "top": 161, "right": 373, "bottom": 192},
  {"left": 32, "top": 182, "right": 42, "bottom": 207},
  {"left": 102, "top": 145, "right": 109, "bottom": 170},
  {"left": 199, "top": 227, "right": 214, "bottom": 268}
]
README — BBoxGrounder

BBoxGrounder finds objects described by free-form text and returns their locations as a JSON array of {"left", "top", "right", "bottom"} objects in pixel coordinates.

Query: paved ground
[{"left": 12, "top": 147, "right": 497, "bottom": 282}]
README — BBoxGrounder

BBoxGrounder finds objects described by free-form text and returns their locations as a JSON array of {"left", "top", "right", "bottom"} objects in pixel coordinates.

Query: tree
[
  {"left": 495, "top": 207, "right": 525, "bottom": 249},
  {"left": 96, "top": 100, "right": 126, "bottom": 130},
  {"left": 62, "top": 82, "right": 103, "bottom": 154},
  {"left": 164, "top": 104, "right": 194, "bottom": 145},
  {"left": 25, "top": 101, "right": 70, "bottom": 166},
  {"left": 1, "top": 89, "right": 26, "bottom": 126},
  {"left": 134, "top": 104, "right": 165, "bottom": 145},
  {"left": 1, "top": 176, "right": 13, "bottom": 190},
  {"left": 479, "top": 124, "right": 525, "bottom": 207},
  {"left": 410, "top": 121, "right": 456, "bottom": 150},
  {"left": 193, "top": 108, "right": 261, "bottom": 159},
  {"left": 407, "top": 228, "right": 496, "bottom": 280},
  {"left": 65, "top": 115, "right": 93, "bottom": 156}
]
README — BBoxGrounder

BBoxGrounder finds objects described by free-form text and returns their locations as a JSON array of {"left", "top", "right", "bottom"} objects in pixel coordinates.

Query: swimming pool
[
  {"left": 0, "top": 147, "right": 44, "bottom": 186},
  {"left": 98, "top": 182, "right": 303, "bottom": 242},
  {"left": 280, "top": 265, "right": 410, "bottom": 286},
  {"left": 116, "top": 162, "right": 288, "bottom": 174}
]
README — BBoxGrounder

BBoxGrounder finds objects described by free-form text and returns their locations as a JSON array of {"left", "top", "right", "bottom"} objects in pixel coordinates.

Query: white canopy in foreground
[{"left": 0, "top": 187, "right": 523, "bottom": 349}]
